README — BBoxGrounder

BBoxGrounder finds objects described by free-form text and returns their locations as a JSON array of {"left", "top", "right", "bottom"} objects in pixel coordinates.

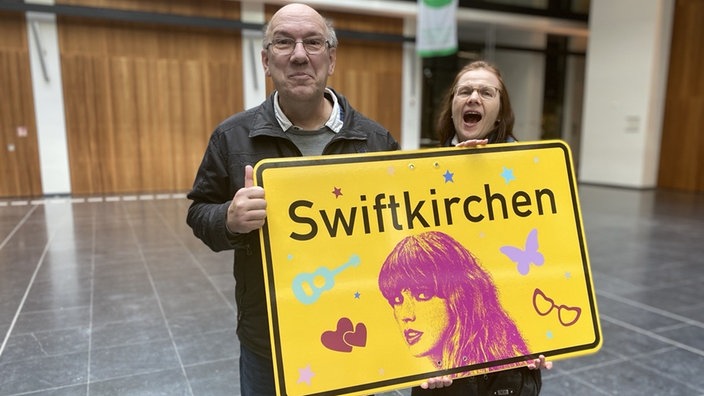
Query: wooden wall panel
[
  {"left": 59, "top": 0, "right": 239, "bottom": 19},
  {"left": 331, "top": 41, "right": 403, "bottom": 143},
  {"left": 658, "top": 0, "right": 704, "bottom": 192},
  {"left": 60, "top": 56, "right": 105, "bottom": 194},
  {"left": 0, "top": 11, "right": 42, "bottom": 198},
  {"left": 57, "top": 0, "right": 243, "bottom": 195},
  {"left": 264, "top": 6, "right": 404, "bottom": 143},
  {"left": 316, "top": 10, "right": 403, "bottom": 142}
]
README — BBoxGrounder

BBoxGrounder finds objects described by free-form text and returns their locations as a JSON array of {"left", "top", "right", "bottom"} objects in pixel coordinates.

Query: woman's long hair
[
  {"left": 378, "top": 231, "right": 529, "bottom": 371},
  {"left": 436, "top": 60, "right": 516, "bottom": 145}
]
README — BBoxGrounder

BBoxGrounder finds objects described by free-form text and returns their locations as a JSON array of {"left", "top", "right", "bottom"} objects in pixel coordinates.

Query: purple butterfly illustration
[{"left": 500, "top": 228, "right": 544, "bottom": 275}]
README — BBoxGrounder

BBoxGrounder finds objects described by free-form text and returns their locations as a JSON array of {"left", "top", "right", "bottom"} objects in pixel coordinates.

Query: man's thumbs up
[
  {"left": 243, "top": 164, "right": 255, "bottom": 188},
  {"left": 226, "top": 165, "right": 267, "bottom": 234}
]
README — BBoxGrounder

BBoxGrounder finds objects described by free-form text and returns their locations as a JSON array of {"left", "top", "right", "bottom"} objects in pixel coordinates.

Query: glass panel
[{"left": 571, "top": 0, "right": 590, "bottom": 13}]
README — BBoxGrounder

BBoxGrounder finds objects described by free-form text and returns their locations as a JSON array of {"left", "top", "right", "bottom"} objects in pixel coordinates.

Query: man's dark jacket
[{"left": 186, "top": 89, "right": 399, "bottom": 357}]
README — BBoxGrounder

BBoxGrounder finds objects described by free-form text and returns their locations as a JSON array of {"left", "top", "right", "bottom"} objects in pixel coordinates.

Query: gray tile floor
[{"left": 1, "top": 185, "right": 703, "bottom": 396}]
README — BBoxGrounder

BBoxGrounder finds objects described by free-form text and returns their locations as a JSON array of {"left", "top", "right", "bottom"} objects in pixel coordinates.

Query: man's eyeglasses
[
  {"left": 455, "top": 85, "right": 500, "bottom": 100},
  {"left": 265, "top": 37, "right": 331, "bottom": 56}
]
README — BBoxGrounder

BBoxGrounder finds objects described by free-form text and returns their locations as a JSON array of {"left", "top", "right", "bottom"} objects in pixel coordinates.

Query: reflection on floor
[{"left": 0, "top": 185, "right": 703, "bottom": 396}]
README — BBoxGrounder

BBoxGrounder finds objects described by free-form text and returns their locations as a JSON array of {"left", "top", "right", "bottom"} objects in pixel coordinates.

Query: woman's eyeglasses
[
  {"left": 455, "top": 85, "right": 500, "bottom": 100},
  {"left": 265, "top": 37, "right": 331, "bottom": 56}
]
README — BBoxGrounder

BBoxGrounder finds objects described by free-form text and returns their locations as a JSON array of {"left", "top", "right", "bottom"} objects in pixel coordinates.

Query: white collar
[{"left": 273, "top": 88, "right": 343, "bottom": 132}]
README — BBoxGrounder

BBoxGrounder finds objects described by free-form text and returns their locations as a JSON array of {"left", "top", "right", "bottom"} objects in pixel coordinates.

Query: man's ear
[
  {"left": 261, "top": 49, "right": 271, "bottom": 76},
  {"left": 327, "top": 47, "right": 337, "bottom": 75}
]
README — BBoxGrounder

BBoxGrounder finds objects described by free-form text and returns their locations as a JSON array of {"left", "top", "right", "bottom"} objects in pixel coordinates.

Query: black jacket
[{"left": 186, "top": 89, "right": 399, "bottom": 357}]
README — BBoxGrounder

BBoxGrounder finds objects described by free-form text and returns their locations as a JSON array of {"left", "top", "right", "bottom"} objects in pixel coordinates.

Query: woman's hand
[
  {"left": 419, "top": 375, "right": 453, "bottom": 389},
  {"left": 526, "top": 355, "right": 553, "bottom": 370},
  {"left": 455, "top": 138, "right": 489, "bottom": 148},
  {"left": 419, "top": 355, "right": 551, "bottom": 391}
]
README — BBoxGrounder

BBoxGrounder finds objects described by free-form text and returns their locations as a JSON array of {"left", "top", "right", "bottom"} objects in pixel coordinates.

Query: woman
[
  {"left": 437, "top": 60, "right": 515, "bottom": 147},
  {"left": 411, "top": 60, "right": 551, "bottom": 395},
  {"left": 378, "top": 231, "right": 530, "bottom": 370}
]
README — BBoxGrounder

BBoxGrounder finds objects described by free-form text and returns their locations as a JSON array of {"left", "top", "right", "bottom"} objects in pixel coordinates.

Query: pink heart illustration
[
  {"left": 321, "top": 317, "right": 354, "bottom": 352},
  {"left": 343, "top": 323, "right": 367, "bottom": 347}
]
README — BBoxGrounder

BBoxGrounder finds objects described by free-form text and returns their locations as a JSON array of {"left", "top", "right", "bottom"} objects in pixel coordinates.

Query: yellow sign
[{"left": 255, "top": 140, "right": 601, "bottom": 396}]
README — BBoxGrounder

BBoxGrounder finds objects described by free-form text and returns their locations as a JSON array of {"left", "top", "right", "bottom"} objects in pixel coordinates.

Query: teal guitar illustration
[{"left": 292, "top": 255, "right": 361, "bottom": 304}]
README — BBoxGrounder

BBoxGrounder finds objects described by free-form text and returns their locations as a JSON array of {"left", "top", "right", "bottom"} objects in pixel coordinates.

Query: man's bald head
[{"left": 263, "top": 3, "right": 338, "bottom": 49}]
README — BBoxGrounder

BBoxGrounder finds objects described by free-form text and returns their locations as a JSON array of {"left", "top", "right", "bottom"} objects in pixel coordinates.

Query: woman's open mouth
[{"left": 463, "top": 111, "right": 482, "bottom": 124}]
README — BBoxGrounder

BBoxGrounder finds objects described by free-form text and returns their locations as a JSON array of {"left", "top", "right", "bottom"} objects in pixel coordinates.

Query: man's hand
[
  {"left": 419, "top": 375, "right": 453, "bottom": 389},
  {"left": 226, "top": 165, "right": 267, "bottom": 234},
  {"left": 526, "top": 355, "right": 553, "bottom": 370}
]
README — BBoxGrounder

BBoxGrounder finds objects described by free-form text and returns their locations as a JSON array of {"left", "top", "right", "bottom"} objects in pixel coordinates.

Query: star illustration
[
  {"left": 443, "top": 170, "right": 454, "bottom": 183},
  {"left": 298, "top": 365, "right": 314, "bottom": 385},
  {"left": 332, "top": 187, "right": 343, "bottom": 198},
  {"left": 354, "top": 291, "right": 361, "bottom": 299},
  {"left": 565, "top": 271, "right": 572, "bottom": 279},
  {"left": 500, "top": 167, "right": 515, "bottom": 184}
]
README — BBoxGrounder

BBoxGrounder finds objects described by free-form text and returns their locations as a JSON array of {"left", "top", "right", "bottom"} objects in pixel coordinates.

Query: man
[{"left": 186, "top": 3, "right": 402, "bottom": 395}]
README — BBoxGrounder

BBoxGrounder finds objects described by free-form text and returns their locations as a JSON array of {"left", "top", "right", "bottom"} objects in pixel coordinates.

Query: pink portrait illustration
[{"left": 378, "top": 231, "right": 530, "bottom": 373}]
